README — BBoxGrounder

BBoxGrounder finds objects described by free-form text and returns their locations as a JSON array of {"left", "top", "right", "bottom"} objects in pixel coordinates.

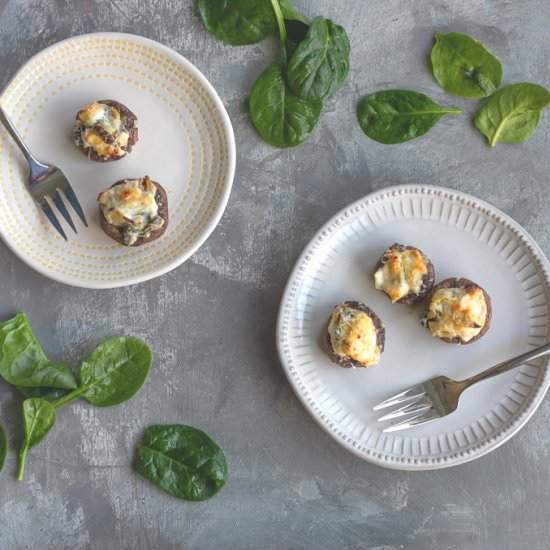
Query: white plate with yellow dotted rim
[
  {"left": 277, "top": 185, "right": 550, "bottom": 469},
  {"left": 0, "top": 32, "right": 235, "bottom": 288}
]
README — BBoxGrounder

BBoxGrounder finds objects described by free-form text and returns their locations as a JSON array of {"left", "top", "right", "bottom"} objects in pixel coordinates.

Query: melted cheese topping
[
  {"left": 427, "top": 287, "right": 488, "bottom": 342},
  {"left": 75, "top": 102, "right": 130, "bottom": 158},
  {"left": 98, "top": 176, "right": 164, "bottom": 245},
  {"left": 374, "top": 247, "right": 428, "bottom": 302},
  {"left": 328, "top": 305, "right": 381, "bottom": 366}
]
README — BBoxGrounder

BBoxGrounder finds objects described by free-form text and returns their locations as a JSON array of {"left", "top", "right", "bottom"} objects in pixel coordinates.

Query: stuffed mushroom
[
  {"left": 373, "top": 243, "right": 435, "bottom": 305},
  {"left": 74, "top": 100, "right": 138, "bottom": 162},
  {"left": 424, "top": 278, "right": 492, "bottom": 344},
  {"left": 326, "top": 301, "right": 385, "bottom": 368},
  {"left": 98, "top": 176, "right": 168, "bottom": 246}
]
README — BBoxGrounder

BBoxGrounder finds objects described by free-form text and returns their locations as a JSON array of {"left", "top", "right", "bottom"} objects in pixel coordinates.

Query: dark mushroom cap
[
  {"left": 325, "top": 301, "right": 385, "bottom": 368},
  {"left": 424, "top": 277, "right": 492, "bottom": 344},
  {"left": 74, "top": 99, "right": 138, "bottom": 162},
  {"left": 98, "top": 178, "right": 169, "bottom": 247},
  {"left": 373, "top": 243, "right": 435, "bottom": 305}
]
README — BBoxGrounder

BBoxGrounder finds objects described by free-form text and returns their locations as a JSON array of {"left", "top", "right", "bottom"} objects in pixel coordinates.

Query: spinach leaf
[
  {"left": 474, "top": 83, "right": 550, "bottom": 147},
  {"left": 0, "top": 425, "right": 6, "bottom": 474},
  {"left": 17, "top": 398, "right": 56, "bottom": 480},
  {"left": 248, "top": 4, "right": 323, "bottom": 148},
  {"left": 198, "top": 0, "right": 344, "bottom": 148},
  {"left": 279, "top": 0, "right": 309, "bottom": 25},
  {"left": 53, "top": 336, "right": 152, "bottom": 408},
  {"left": 249, "top": 62, "right": 323, "bottom": 148},
  {"left": 17, "top": 385, "right": 69, "bottom": 402},
  {"left": 1, "top": 321, "right": 152, "bottom": 481},
  {"left": 198, "top": 0, "right": 277, "bottom": 45},
  {"left": 198, "top": 0, "right": 308, "bottom": 46},
  {"left": 135, "top": 425, "right": 228, "bottom": 501},
  {"left": 281, "top": 0, "right": 310, "bottom": 52},
  {"left": 0, "top": 313, "right": 76, "bottom": 389},
  {"left": 430, "top": 32, "right": 503, "bottom": 99},
  {"left": 287, "top": 16, "right": 350, "bottom": 101},
  {"left": 357, "top": 89, "right": 462, "bottom": 144},
  {"left": 279, "top": 0, "right": 310, "bottom": 53}
]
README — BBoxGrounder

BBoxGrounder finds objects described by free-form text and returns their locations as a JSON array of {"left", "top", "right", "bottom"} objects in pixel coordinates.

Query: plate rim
[
  {"left": 0, "top": 31, "right": 236, "bottom": 289},
  {"left": 276, "top": 183, "right": 550, "bottom": 470}
]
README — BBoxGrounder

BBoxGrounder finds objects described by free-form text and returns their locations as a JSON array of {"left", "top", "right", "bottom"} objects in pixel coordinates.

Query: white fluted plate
[
  {"left": 277, "top": 185, "right": 550, "bottom": 469},
  {"left": 0, "top": 33, "right": 235, "bottom": 288}
]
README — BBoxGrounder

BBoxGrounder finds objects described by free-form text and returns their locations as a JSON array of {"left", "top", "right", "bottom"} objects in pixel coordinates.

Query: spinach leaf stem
[{"left": 270, "top": 0, "right": 287, "bottom": 67}]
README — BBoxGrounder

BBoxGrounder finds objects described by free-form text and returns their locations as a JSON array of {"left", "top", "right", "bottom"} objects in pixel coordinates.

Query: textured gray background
[{"left": 0, "top": 1, "right": 549, "bottom": 549}]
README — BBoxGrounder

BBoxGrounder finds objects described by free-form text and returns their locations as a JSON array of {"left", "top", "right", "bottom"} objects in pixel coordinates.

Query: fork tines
[
  {"left": 41, "top": 187, "right": 87, "bottom": 240},
  {"left": 382, "top": 409, "right": 440, "bottom": 433},
  {"left": 373, "top": 384, "right": 440, "bottom": 433},
  {"left": 63, "top": 185, "right": 88, "bottom": 227},
  {"left": 372, "top": 385, "right": 426, "bottom": 411},
  {"left": 51, "top": 191, "right": 76, "bottom": 233},
  {"left": 41, "top": 200, "right": 68, "bottom": 241},
  {"left": 376, "top": 400, "right": 433, "bottom": 422}
]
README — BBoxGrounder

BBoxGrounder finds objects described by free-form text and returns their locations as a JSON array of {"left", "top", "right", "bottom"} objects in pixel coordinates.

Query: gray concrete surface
[{"left": 1, "top": 1, "right": 549, "bottom": 548}]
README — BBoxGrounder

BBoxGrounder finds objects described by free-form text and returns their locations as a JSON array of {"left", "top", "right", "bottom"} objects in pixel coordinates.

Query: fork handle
[
  {"left": 461, "top": 341, "right": 550, "bottom": 388},
  {"left": 0, "top": 104, "right": 37, "bottom": 163}
]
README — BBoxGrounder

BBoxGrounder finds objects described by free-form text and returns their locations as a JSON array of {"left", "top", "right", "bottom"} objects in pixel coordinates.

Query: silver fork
[
  {"left": 0, "top": 104, "right": 87, "bottom": 240},
  {"left": 374, "top": 342, "right": 550, "bottom": 432}
]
